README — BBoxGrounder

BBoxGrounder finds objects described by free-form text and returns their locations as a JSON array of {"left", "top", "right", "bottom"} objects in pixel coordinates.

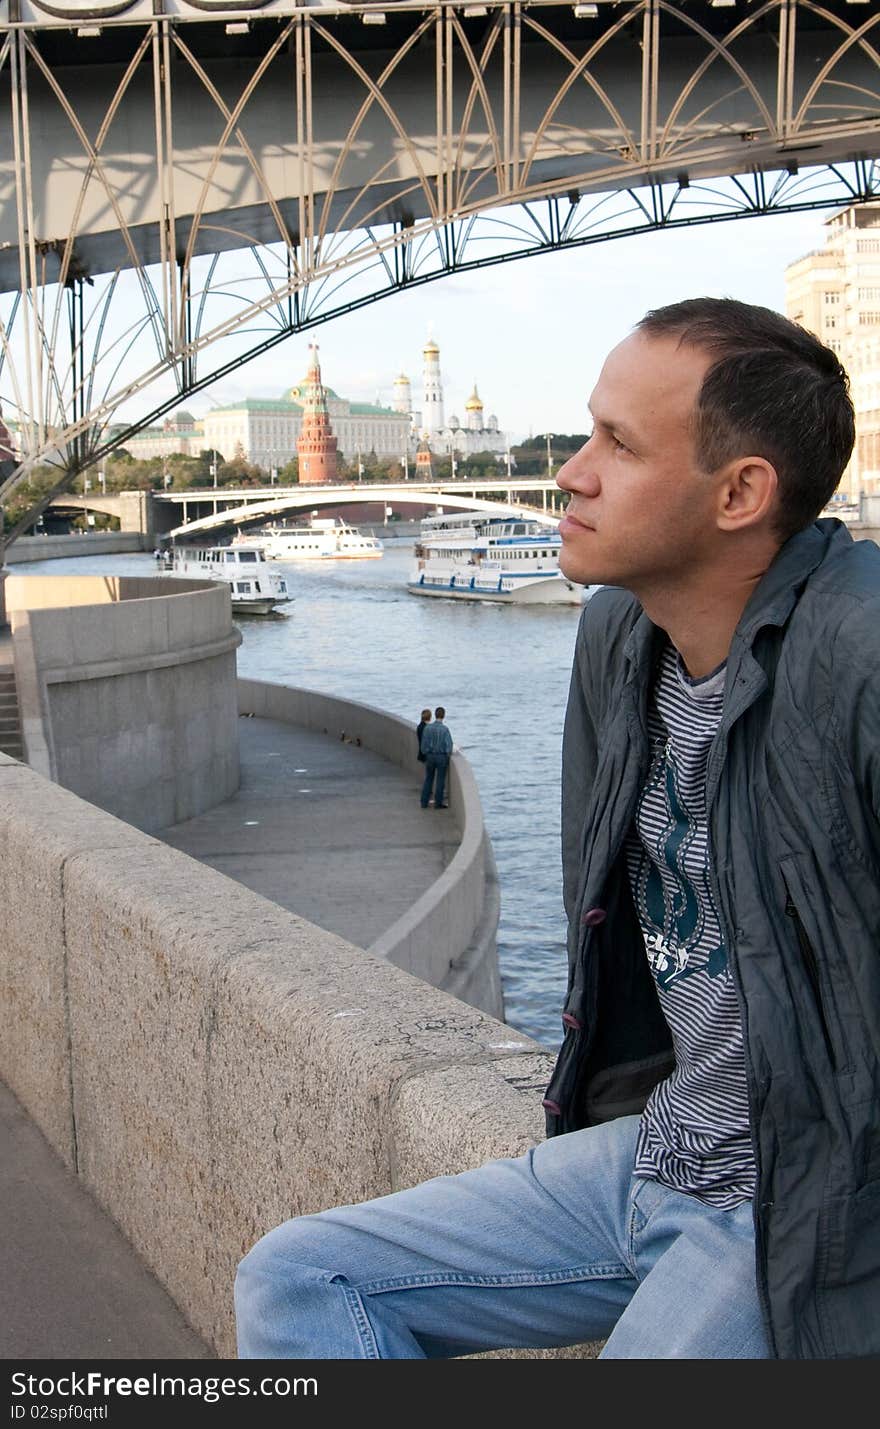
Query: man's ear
[{"left": 716, "top": 457, "right": 778, "bottom": 532}]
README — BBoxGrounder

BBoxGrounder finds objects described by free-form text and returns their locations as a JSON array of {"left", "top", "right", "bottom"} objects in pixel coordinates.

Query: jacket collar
[
  {"left": 619, "top": 520, "right": 850, "bottom": 729},
  {"left": 735, "top": 518, "right": 850, "bottom": 645}
]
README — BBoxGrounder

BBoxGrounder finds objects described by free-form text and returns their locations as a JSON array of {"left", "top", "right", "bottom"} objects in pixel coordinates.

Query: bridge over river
[
  {"left": 48, "top": 475, "right": 567, "bottom": 536},
  {"left": 1, "top": 1, "right": 879, "bottom": 545}
]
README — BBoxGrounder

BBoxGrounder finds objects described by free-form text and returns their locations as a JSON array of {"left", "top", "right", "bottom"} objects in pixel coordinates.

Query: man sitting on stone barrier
[{"left": 234, "top": 297, "right": 880, "bottom": 1360}]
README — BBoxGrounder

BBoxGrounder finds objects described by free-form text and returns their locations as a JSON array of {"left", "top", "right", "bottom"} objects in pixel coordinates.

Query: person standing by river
[
  {"left": 418, "top": 706, "right": 452, "bottom": 810},
  {"left": 236, "top": 296, "right": 880, "bottom": 1359},
  {"left": 415, "top": 707, "right": 432, "bottom": 762}
]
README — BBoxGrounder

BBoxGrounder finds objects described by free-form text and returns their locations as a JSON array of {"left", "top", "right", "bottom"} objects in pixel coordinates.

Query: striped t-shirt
[{"left": 625, "top": 642, "right": 755, "bottom": 1208}]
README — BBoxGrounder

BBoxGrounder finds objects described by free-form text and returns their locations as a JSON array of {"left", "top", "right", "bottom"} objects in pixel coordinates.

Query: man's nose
[{"left": 556, "top": 438, "right": 596, "bottom": 496}]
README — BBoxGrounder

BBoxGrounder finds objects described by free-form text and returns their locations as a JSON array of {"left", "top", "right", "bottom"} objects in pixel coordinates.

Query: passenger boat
[
  {"left": 407, "top": 513, "right": 594, "bottom": 605},
  {"left": 160, "top": 542, "right": 292, "bottom": 614},
  {"left": 242, "top": 517, "right": 383, "bottom": 560}
]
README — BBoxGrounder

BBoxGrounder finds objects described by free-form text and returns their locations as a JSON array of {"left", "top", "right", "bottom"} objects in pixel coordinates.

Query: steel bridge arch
[
  {"left": 1, "top": 0, "right": 879, "bottom": 542},
  {"left": 164, "top": 486, "right": 560, "bottom": 537}
]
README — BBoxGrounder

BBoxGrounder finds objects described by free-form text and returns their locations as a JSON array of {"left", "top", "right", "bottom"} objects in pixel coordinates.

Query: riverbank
[{"left": 4, "top": 532, "right": 150, "bottom": 564}]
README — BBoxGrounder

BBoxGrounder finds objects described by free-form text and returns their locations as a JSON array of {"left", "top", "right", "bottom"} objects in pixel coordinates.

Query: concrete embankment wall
[
  {"left": 0, "top": 750, "right": 575, "bottom": 1358},
  {"left": 238, "top": 680, "right": 502, "bottom": 1017},
  {"left": 4, "top": 532, "right": 150, "bottom": 563},
  {"left": 5, "top": 575, "right": 241, "bottom": 834}
]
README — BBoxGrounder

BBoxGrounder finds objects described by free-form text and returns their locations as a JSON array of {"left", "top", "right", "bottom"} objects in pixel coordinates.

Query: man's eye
[{"left": 612, "top": 436, "right": 630, "bottom": 454}]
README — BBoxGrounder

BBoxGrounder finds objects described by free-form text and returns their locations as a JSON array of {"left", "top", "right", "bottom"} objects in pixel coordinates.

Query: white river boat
[
  {"left": 161, "top": 542, "right": 292, "bottom": 614},
  {"left": 408, "top": 513, "right": 595, "bottom": 606},
  {"left": 243, "top": 517, "right": 383, "bottom": 560}
]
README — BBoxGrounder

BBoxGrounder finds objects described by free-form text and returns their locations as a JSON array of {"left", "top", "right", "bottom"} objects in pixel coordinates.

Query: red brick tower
[
  {"left": 415, "top": 435, "right": 434, "bottom": 480},
  {"left": 296, "top": 344, "right": 338, "bottom": 485}
]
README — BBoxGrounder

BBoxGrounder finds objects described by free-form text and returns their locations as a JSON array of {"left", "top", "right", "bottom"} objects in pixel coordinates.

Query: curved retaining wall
[
  {"left": 5, "top": 574, "right": 241, "bottom": 834},
  {"left": 3, "top": 532, "right": 150, "bottom": 564},
  {"left": 238, "top": 679, "right": 502, "bottom": 1019},
  {"left": 0, "top": 749, "right": 601, "bottom": 1359}
]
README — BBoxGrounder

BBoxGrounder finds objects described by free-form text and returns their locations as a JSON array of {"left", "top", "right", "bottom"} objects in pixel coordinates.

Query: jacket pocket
[{"left": 780, "top": 857, "right": 841, "bottom": 1073}]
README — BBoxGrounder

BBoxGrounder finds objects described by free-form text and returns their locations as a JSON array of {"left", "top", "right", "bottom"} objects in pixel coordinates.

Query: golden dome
[
  {"left": 465, "top": 384, "right": 483, "bottom": 411},
  {"left": 423, "top": 338, "right": 440, "bottom": 355}
]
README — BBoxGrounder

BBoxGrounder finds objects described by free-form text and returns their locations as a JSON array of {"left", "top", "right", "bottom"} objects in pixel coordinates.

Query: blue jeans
[
  {"left": 420, "top": 753, "right": 449, "bottom": 808},
  {"left": 234, "top": 1116, "right": 770, "bottom": 1359}
]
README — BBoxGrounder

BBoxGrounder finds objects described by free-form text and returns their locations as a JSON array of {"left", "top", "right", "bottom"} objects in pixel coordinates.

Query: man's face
[{"left": 556, "top": 331, "right": 720, "bottom": 594}]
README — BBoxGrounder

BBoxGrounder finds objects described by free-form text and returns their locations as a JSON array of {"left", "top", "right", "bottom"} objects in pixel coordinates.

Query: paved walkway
[
  {"left": 0, "top": 1081, "right": 212, "bottom": 1359},
  {"left": 162, "top": 712, "right": 457, "bottom": 949},
  {"left": 1, "top": 702, "right": 455, "bottom": 1359}
]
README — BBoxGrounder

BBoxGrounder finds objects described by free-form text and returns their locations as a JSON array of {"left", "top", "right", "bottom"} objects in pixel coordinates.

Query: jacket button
[
  {"left": 581, "top": 907, "right": 606, "bottom": 927},
  {"left": 542, "top": 1098, "right": 562, "bottom": 1116},
  {"left": 561, "top": 1012, "right": 583, "bottom": 1031}
]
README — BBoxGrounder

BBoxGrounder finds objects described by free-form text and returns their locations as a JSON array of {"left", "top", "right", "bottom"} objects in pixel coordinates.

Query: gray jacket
[{"left": 545, "top": 519, "right": 880, "bottom": 1359}]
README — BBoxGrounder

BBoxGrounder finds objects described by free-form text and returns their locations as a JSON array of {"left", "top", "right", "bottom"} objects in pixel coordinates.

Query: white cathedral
[
  {"left": 391, "top": 336, "right": 508, "bottom": 458},
  {"left": 119, "top": 335, "right": 508, "bottom": 469}
]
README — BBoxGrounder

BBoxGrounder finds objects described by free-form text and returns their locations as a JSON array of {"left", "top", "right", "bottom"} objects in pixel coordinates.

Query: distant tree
[
  {"left": 458, "top": 450, "right": 505, "bottom": 478},
  {"left": 512, "top": 432, "right": 588, "bottom": 475},
  {"left": 515, "top": 433, "right": 589, "bottom": 453},
  {"left": 219, "top": 453, "right": 266, "bottom": 487},
  {"left": 0, "top": 463, "right": 64, "bottom": 531}
]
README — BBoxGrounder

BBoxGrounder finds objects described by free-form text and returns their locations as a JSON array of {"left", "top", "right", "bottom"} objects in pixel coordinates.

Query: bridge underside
[
  {"left": 3, "top": 2, "right": 879, "bottom": 289},
  {"left": 1, "top": 0, "right": 879, "bottom": 541}
]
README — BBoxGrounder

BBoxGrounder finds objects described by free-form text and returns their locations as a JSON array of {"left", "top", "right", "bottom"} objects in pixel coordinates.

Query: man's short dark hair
[
  {"left": 435, "top": 706, "right": 445, "bottom": 719},
  {"left": 636, "top": 297, "right": 855, "bottom": 542}
]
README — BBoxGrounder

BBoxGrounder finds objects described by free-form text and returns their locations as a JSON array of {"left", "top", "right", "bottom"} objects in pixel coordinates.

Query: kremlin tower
[
  {"left": 296, "top": 343, "right": 338, "bottom": 484},
  {"left": 420, "top": 336, "right": 445, "bottom": 440},
  {"left": 415, "top": 435, "right": 435, "bottom": 480}
]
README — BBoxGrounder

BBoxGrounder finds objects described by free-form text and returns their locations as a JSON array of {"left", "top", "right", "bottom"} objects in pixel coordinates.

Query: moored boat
[
  {"left": 242, "top": 517, "right": 383, "bottom": 560},
  {"left": 160, "top": 541, "right": 292, "bottom": 614},
  {"left": 407, "top": 513, "right": 595, "bottom": 605}
]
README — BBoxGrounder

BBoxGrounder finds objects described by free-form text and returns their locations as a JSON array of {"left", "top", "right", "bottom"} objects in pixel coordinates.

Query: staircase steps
[{"left": 0, "top": 669, "right": 23, "bottom": 761}]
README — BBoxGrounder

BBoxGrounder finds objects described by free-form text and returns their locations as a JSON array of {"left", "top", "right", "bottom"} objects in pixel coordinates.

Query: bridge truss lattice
[{"left": 1, "top": 0, "right": 879, "bottom": 542}]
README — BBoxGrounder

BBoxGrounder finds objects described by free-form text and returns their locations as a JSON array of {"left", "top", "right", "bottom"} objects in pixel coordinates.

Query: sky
[{"left": 170, "top": 203, "right": 831, "bottom": 445}]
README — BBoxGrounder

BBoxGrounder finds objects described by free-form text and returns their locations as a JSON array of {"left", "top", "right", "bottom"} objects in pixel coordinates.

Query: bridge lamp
[
  {"left": 225, "top": 21, "right": 250, "bottom": 34},
  {"left": 709, "top": 0, "right": 736, "bottom": 7},
  {"left": 362, "top": 12, "right": 387, "bottom": 24},
  {"left": 572, "top": 4, "right": 598, "bottom": 16},
  {"left": 463, "top": 5, "right": 489, "bottom": 15}
]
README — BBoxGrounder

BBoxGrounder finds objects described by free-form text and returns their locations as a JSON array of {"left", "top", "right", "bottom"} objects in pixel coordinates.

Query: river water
[{"left": 11, "top": 541, "right": 582, "bottom": 1049}]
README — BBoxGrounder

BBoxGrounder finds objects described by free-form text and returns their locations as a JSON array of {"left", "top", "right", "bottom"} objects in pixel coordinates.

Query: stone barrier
[
  {"left": 5, "top": 574, "right": 241, "bottom": 833},
  {"left": 0, "top": 750, "right": 589, "bottom": 1357},
  {"left": 237, "top": 679, "right": 502, "bottom": 1017},
  {"left": 4, "top": 532, "right": 150, "bottom": 563}
]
